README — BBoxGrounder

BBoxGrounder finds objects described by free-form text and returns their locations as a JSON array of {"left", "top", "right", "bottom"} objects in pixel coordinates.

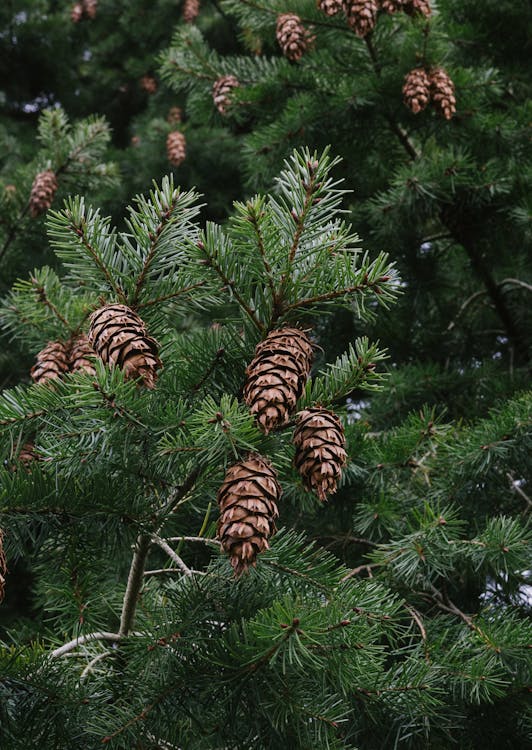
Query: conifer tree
[{"left": 0, "top": 149, "right": 530, "bottom": 749}]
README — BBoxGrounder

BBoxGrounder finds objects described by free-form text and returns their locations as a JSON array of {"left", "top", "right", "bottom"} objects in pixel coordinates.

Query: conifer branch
[
  {"left": 135, "top": 281, "right": 206, "bottom": 310},
  {"left": 51, "top": 631, "right": 122, "bottom": 658},
  {"left": 30, "top": 275, "right": 75, "bottom": 333},
  {"left": 119, "top": 534, "right": 152, "bottom": 637},
  {"left": 70, "top": 220, "right": 126, "bottom": 302},
  {"left": 151, "top": 535, "right": 192, "bottom": 576}
]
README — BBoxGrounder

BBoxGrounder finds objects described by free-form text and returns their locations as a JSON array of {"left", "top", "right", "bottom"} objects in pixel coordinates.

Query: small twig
[
  {"left": 190, "top": 347, "right": 225, "bottom": 394},
  {"left": 152, "top": 535, "right": 192, "bottom": 576},
  {"left": 405, "top": 604, "right": 430, "bottom": 662},
  {"left": 80, "top": 650, "right": 112, "bottom": 680},
  {"left": 498, "top": 278, "right": 532, "bottom": 294},
  {"left": 119, "top": 534, "right": 152, "bottom": 637},
  {"left": 427, "top": 585, "right": 500, "bottom": 652},
  {"left": 340, "top": 562, "right": 382, "bottom": 583},
  {"left": 447, "top": 289, "right": 488, "bottom": 331},
  {"left": 51, "top": 631, "right": 122, "bottom": 658},
  {"left": 507, "top": 472, "right": 532, "bottom": 510},
  {"left": 136, "top": 281, "right": 206, "bottom": 310},
  {"left": 165, "top": 536, "right": 221, "bottom": 546},
  {"left": 30, "top": 276, "right": 75, "bottom": 333}
]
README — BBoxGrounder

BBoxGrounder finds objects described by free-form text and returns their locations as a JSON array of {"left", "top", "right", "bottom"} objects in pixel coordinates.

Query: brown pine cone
[
  {"left": 430, "top": 67, "right": 456, "bottom": 120},
  {"left": 83, "top": 0, "right": 97, "bottom": 18},
  {"left": 182, "top": 0, "right": 200, "bottom": 23},
  {"left": 30, "top": 341, "right": 69, "bottom": 384},
  {"left": 317, "top": 0, "right": 344, "bottom": 16},
  {"left": 69, "top": 334, "right": 97, "bottom": 376},
  {"left": 166, "top": 131, "right": 187, "bottom": 167},
  {"left": 243, "top": 327, "right": 314, "bottom": 434},
  {"left": 167, "top": 107, "right": 183, "bottom": 125},
  {"left": 403, "top": 0, "right": 431, "bottom": 17},
  {"left": 217, "top": 454, "right": 281, "bottom": 576},
  {"left": 402, "top": 67, "right": 431, "bottom": 114},
  {"left": 293, "top": 408, "right": 347, "bottom": 501},
  {"left": 276, "top": 13, "right": 313, "bottom": 62},
  {"left": 212, "top": 75, "right": 240, "bottom": 115},
  {"left": 0, "top": 528, "right": 6, "bottom": 603},
  {"left": 88, "top": 304, "right": 161, "bottom": 389},
  {"left": 29, "top": 169, "right": 58, "bottom": 218},
  {"left": 71, "top": 3, "right": 83, "bottom": 22},
  {"left": 140, "top": 75, "right": 158, "bottom": 94},
  {"left": 380, "top": 0, "right": 406, "bottom": 13},
  {"left": 17, "top": 442, "right": 40, "bottom": 466},
  {"left": 344, "top": 0, "right": 378, "bottom": 38}
]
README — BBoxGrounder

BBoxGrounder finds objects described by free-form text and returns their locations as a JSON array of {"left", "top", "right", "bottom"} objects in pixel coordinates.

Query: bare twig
[
  {"left": 340, "top": 562, "right": 382, "bottom": 583},
  {"left": 119, "top": 534, "right": 152, "bottom": 637},
  {"left": 52, "top": 631, "right": 122, "bottom": 658},
  {"left": 152, "top": 535, "right": 192, "bottom": 576}
]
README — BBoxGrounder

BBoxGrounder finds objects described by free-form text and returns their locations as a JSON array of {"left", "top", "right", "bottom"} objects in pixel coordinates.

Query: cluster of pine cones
[
  {"left": 218, "top": 327, "right": 348, "bottom": 576},
  {"left": 71, "top": 0, "right": 97, "bottom": 23},
  {"left": 403, "top": 66, "right": 456, "bottom": 119}
]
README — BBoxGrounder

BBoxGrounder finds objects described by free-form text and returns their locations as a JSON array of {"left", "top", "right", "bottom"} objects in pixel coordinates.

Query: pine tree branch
[
  {"left": 427, "top": 585, "right": 501, "bottom": 652},
  {"left": 151, "top": 535, "right": 192, "bottom": 576},
  {"left": 165, "top": 536, "right": 221, "bottom": 546},
  {"left": 499, "top": 278, "right": 532, "bottom": 294},
  {"left": 51, "top": 631, "right": 122, "bottom": 658},
  {"left": 190, "top": 346, "right": 225, "bottom": 393},
  {"left": 198, "top": 241, "right": 264, "bottom": 331},
  {"left": 71, "top": 221, "right": 126, "bottom": 302},
  {"left": 247, "top": 205, "right": 277, "bottom": 302},
  {"left": 80, "top": 650, "right": 112, "bottom": 680},
  {"left": 30, "top": 275, "right": 75, "bottom": 334},
  {"left": 119, "top": 533, "right": 152, "bottom": 637},
  {"left": 135, "top": 281, "right": 206, "bottom": 310},
  {"left": 447, "top": 289, "right": 488, "bottom": 331},
  {"left": 0, "top": 202, "right": 30, "bottom": 264}
]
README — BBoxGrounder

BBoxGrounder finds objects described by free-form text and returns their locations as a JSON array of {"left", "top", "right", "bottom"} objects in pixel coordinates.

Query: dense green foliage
[{"left": 0, "top": 2, "right": 530, "bottom": 748}]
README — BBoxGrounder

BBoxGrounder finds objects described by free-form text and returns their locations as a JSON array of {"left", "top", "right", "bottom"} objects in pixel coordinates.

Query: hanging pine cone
[
  {"left": 243, "top": 328, "right": 314, "bottom": 435},
  {"left": 140, "top": 75, "right": 158, "bottom": 94},
  {"left": 317, "top": 0, "right": 343, "bottom": 16},
  {"left": 29, "top": 169, "right": 58, "bottom": 218},
  {"left": 69, "top": 334, "right": 97, "bottom": 376},
  {"left": 182, "top": 0, "right": 200, "bottom": 23},
  {"left": 430, "top": 67, "right": 456, "bottom": 120},
  {"left": 344, "top": 0, "right": 378, "bottom": 38},
  {"left": 17, "top": 442, "right": 40, "bottom": 466},
  {"left": 293, "top": 408, "right": 347, "bottom": 501},
  {"left": 71, "top": 3, "right": 83, "bottom": 22},
  {"left": 0, "top": 528, "right": 6, "bottom": 603},
  {"left": 403, "top": 0, "right": 431, "bottom": 17},
  {"left": 276, "top": 13, "right": 313, "bottom": 62},
  {"left": 30, "top": 341, "right": 69, "bottom": 384},
  {"left": 166, "top": 131, "right": 187, "bottom": 167},
  {"left": 83, "top": 0, "right": 97, "bottom": 18},
  {"left": 217, "top": 454, "right": 281, "bottom": 576},
  {"left": 402, "top": 67, "right": 431, "bottom": 114},
  {"left": 380, "top": 0, "right": 406, "bottom": 13},
  {"left": 88, "top": 304, "right": 161, "bottom": 389},
  {"left": 167, "top": 106, "right": 183, "bottom": 125},
  {"left": 212, "top": 75, "right": 240, "bottom": 115}
]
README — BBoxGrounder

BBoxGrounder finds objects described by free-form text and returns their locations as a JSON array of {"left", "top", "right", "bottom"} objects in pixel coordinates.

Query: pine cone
[
  {"left": 317, "top": 0, "right": 344, "bottom": 16},
  {"left": 403, "top": 0, "right": 431, "bottom": 17},
  {"left": 243, "top": 328, "right": 314, "bottom": 435},
  {"left": 344, "top": 0, "right": 378, "bottom": 38},
  {"left": 0, "top": 528, "right": 6, "bottom": 603},
  {"left": 293, "top": 408, "right": 347, "bottom": 501},
  {"left": 217, "top": 454, "right": 281, "bottom": 576},
  {"left": 182, "top": 0, "right": 200, "bottom": 23},
  {"left": 212, "top": 75, "right": 240, "bottom": 115},
  {"left": 88, "top": 304, "right": 162, "bottom": 389},
  {"left": 402, "top": 67, "right": 431, "bottom": 114},
  {"left": 430, "top": 67, "right": 456, "bottom": 120},
  {"left": 276, "top": 13, "right": 313, "bottom": 62},
  {"left": 69, "top": 334, "right": 97, "bottom": 376},
  {"left": 167, "top": 106, "right": 183, "bottom": 125},
  {"left": 140, "top": 75, "right": 158, "bottom": 94},
  {"left": 30, "top": 341, "right": 69, "bottom": 384},
  {"left": 83, "top": 0, "right": 97, "bottom": 18},
  {"left": 18, "top": 442, "right": 40, "bottom": 466},
  {"left": 380, "top": 0, "right": 406, "bottom": 13},
  {"left": 29, "top": 169, "right": 58, "bottom": 218},
  {"left": 71, "top": 3, "right": 83, "bottom": 22},
  {"left": 166, "top": 131, "right": 187, "bottom": 167}
]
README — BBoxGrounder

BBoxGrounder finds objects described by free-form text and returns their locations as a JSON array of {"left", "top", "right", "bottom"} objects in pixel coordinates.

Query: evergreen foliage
[{"left": 0, "top": 2, "right": 531, "bottom": 748}]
